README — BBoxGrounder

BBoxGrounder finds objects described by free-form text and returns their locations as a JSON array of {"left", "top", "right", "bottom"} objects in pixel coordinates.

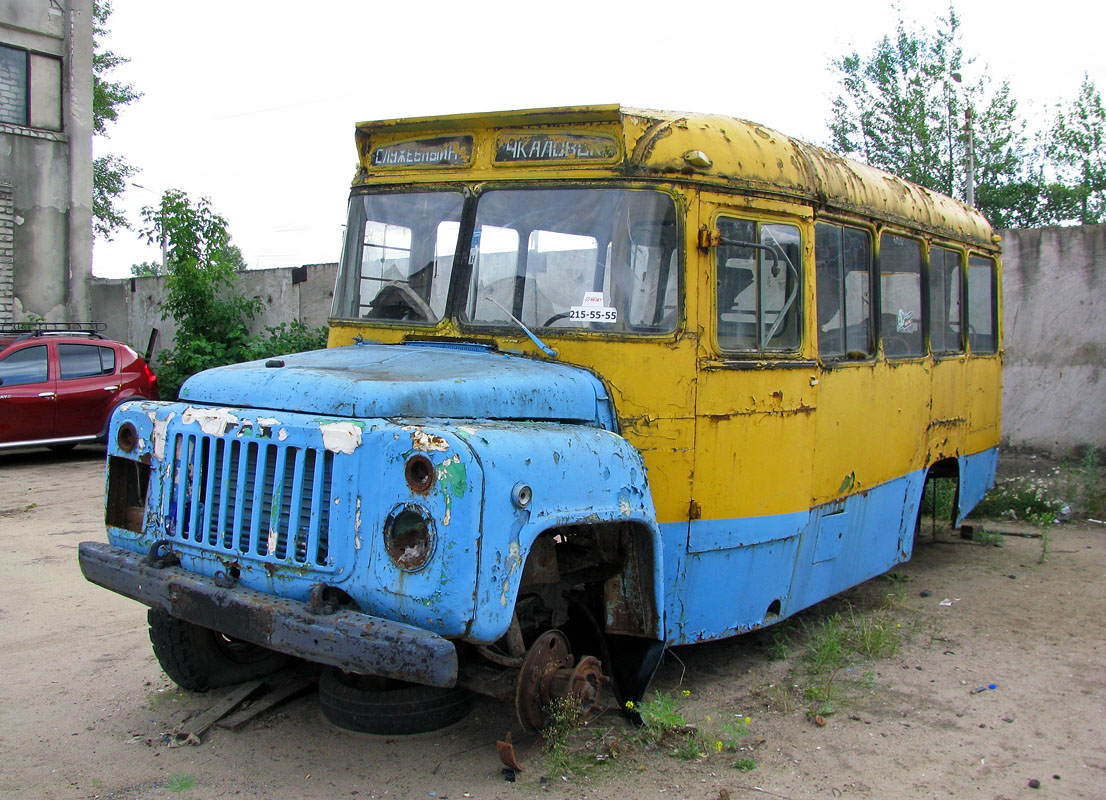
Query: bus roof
[{"left": 355, "top": 105, "right": 997, "bottom": 249}]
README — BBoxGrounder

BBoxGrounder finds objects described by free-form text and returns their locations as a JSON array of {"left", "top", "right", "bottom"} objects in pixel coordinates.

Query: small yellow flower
[
  {"left": 714, "top": 740, "right": 723, "bottom": 752},
  {"left": 624, "top": 700, "right": 635, "bottom": 710},
  {"left": 681, "top": 689, "right": 691, "bottom": 697},
  {"left": 706, "top": 715, "right": 712, "bottom": 722},
  {"left": 744, "top": 716, "right": 751, "bottom": 725}
]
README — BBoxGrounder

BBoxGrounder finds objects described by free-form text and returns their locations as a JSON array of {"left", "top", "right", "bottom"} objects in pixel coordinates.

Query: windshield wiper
[{"left": 484, "top": 297, "right": 558, "bottom": 358}]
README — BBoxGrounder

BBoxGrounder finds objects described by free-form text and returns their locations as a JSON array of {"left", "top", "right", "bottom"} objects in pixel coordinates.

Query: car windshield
[{"left": 332, "top": 187, "right": 680, "bottom": 334}]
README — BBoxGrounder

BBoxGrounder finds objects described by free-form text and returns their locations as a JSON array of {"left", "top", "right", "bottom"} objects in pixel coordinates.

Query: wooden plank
[
  {"left": 215, "top": 676, "right": 317, "bottom": 730},
  {"left": 174, "top": 680, "right": 265, "bottom": 744}
]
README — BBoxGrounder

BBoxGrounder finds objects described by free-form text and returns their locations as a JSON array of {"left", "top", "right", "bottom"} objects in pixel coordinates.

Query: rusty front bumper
[{"left": 78, "top": 541, "right": 458, "bottom": 687}]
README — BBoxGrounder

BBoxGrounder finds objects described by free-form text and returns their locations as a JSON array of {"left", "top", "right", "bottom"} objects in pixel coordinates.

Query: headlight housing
[{"left": 383, "top": 504, "right": 436, "bottom": 572}]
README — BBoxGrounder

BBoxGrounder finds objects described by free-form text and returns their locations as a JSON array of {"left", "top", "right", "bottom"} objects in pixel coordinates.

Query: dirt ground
[{"left": 1, "top": 445, "right": 1104, "bottom": 800}]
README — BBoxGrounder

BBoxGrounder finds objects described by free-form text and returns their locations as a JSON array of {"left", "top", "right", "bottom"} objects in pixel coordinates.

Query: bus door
[
  {"left": 671, "top": 194, "right": 818, "bottom": 643},
  {"left": 927, "top": 245, "right": 970, "bottom": 464}
]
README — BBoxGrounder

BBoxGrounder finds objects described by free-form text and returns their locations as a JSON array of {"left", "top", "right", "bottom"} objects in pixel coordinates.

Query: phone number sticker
[{"left": 569, "top": 306, "right": 618, "bottom": 322}]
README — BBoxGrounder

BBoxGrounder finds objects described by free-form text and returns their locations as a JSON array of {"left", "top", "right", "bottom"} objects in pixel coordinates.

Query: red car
[{"left": 0, "top": 323, "right": 159, "bottom": 452}]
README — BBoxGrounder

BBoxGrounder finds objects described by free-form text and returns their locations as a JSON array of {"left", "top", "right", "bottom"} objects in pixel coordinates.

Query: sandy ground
[{"left": 1, "top": 445, "right": 1104, "bottom": 800}]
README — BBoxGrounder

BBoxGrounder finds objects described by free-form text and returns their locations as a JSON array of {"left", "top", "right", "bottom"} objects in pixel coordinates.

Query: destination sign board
[
  {"left": 370, "top": 136, "right": 474, "bottom": 168},
  {"left": 495, "top": 133, "right": 619, "bottom": 164}
]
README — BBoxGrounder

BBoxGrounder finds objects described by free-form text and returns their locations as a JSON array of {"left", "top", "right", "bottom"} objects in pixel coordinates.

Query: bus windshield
[{"left": 333, "top": 187, "right": 680, "bottom": 334}]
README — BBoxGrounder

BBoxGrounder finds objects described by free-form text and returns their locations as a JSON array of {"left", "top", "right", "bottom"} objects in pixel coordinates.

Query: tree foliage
[
  {"left": 825, "top": 6, "right": 1058, "bottom": 228},
  {"left": 141, "top": 190, "right": 326, "bottom": 399},
  {"left": 1043, "top": 75, "right": 1106, "bottom": 224},
  {"left": 92, "top": 1, "right": 141, "bottom": 240}
]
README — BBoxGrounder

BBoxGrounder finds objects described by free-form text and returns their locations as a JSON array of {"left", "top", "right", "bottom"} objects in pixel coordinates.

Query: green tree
[
  {"left": 140, "top": 190, "right": 262, "bottom": 398},
  {"left": 92, "top": 1, "right": 141, "bottom": 239},
  {"left": 142, "top": 190, "right": 326, "bottom": 398},
  {"left": 826, "top": 6, "right": 1044, "bottom": 227},
  {"left": 1043, "top": 75, "right": 1106, "bottom": 224}
]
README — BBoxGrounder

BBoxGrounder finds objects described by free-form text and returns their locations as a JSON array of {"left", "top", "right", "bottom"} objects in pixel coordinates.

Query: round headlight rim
[
  {"left": 382, "top": 502, "right": 437, "bottom": 573},
  {"left": 404, "top": 454, "right": 436, "bottom": 494},
  {"left": 117, "top": 421, "right": 138, "bottom": 453}
]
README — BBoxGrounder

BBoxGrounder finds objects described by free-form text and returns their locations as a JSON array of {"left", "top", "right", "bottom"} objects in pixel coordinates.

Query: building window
[
  {"left": 0, "top": 45, "right": 29, "bottom": 126},
  {"left": 0, "top": 45, "right": 62, "bottom": 130}
]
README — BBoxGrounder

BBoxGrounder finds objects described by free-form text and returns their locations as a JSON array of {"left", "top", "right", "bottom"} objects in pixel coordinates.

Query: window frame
[
  {"left": 713, "top": 214, "right": 805, "bottom": 355},
  {"left": 877, "top": 230, "right": 926, "bottom": 360},
  {"left": 966, "top": 253, "right": 999, "bottom": 354},
  {"left": 814, "top": 220, "right": 875, "bottom": 363},
  {"left": 927, "top": 244, "right": 966, "bottom": 357},
  {"left": 0, "top": 343, "right": 50, "bottom": 387},
  {"left": 0, "top": 44, "right": 30, "bottom": 127}
]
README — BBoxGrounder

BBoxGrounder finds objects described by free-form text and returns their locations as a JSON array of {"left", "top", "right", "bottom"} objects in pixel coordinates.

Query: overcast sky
[{"left": 91, "top": 0, "right": 1104, "bottom": 278}]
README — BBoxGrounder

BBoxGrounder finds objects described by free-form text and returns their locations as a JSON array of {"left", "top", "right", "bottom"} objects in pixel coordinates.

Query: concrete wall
[
  {"left": 1000, "top": 225, "right": 1106, "bottom": 454},
  {"left": 0, "top": 0, "right": 93, "bottom": 324},
  {"left": 88, "top": 262, "right": 338, "bottom": 359}
]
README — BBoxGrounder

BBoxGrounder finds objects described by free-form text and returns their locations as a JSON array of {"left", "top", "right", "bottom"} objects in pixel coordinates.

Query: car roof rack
[{"left": 0, "top": 321, "right": 107, "bottom": 340}]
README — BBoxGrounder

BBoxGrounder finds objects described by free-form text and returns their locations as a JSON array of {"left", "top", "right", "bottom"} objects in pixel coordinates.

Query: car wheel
[
  {"left": 48, "top": 443, "right": 77, "bottom": 453},
  {"left": 318, "top": 666, "right": 474, "bottom": 734},
  {"left": 147, "top": 609, "right": 290, "bottom": 691}
]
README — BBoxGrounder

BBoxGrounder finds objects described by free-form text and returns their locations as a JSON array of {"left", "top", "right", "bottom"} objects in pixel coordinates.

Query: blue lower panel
[
  {"left": 663, "top": 468, "right": 932, "bottom": 645},
  {"left": 957, "top": 448, "right": 999, "bottom": 526}
]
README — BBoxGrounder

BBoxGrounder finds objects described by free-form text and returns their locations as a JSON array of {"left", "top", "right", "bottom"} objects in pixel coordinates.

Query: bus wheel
[
  {"left": 147, "top": 609, "right": 290, "bottom": 692},
  {"left": 318, "top": 667, "right": 475, "bottom": 734}
]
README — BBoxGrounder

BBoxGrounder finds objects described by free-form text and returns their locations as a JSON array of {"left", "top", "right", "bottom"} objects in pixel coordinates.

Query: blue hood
[{"left": 179, "top": 342, "right": 616, "bottom": 427}]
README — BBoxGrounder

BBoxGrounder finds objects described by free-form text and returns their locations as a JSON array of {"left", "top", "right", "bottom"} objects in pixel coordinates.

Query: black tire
[
  {"left": 147, "top": 609, "right": 290, "bottom": 691},
  {"left": 48, "top": 443, "right": 77, "bottom": 453},
  {"left": 318, "top": 667, "right": 474, "bottom": 735}
]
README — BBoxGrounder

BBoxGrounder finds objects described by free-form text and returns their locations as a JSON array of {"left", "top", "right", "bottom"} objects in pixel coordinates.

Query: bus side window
[
  {"left": 716, "top": 218, "right": 802, "bottom": 352},
  {"left": 879, "top": 233, "right": 924, "bottom": 358},
  {"left": 929, "top": 246, "right": 964, "bottom": 354},
  {"left": 967, "top": 255, "right": 997, "bottom": 353},
  {"left": 816, "top": 223, "right": 872, "bottom": 360}
]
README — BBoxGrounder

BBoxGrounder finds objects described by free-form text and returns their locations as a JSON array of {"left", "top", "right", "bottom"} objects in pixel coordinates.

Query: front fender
[{"left": 442, "top": 420, "right": 663, "bottom": 643}]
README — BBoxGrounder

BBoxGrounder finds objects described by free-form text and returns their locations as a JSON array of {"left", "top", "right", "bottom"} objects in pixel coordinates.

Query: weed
[
  {"left": 675, "top": 730, "right": 707, "bottom": 761},
  {"left": 718, "top": 716, "right": 752, "bottom": 748},
  {"left": 633, "top": 691, "right": 687, "bottom": 736},
  {"left": 732, "top": 757, "right": 758, "bottom": 771},
  {"left": 543, "top": 695, "right": 582, "bottom": 776},
  {"left": 165, "top": 774, "right": 196, "bottom": 793},
  {"left": 770, "top": 627, "right": 792, "bottom": 661},
  {"left": 881, "top": 583, "right": 907, "bottom": 609},
  {"left": 802, "top": 613, "right": 849, "bottom": 675},
  {"left": 970, "top": 478, "right": 1064, "bottom": 521},
  {"left": 972, "top": 527, "right": 1004, "bottom": 547},
  {"left": 921, "top": 477, "right": 957, "bottom": 521},
  {"left": 762, "top": 683, "right": 798, "bottom": 713},
  {"left": 848, "top": 611, "right": 900, "bottom": 659}
]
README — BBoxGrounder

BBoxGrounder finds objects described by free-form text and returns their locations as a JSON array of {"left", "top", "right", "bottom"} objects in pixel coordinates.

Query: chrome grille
[{"left": 163, "top": 432, "right": 334, "bottom": 568}]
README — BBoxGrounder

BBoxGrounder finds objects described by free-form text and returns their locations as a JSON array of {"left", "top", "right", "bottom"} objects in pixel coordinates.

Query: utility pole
[{"left": 965, "top": 107, "right": 976, "bottom": 207}]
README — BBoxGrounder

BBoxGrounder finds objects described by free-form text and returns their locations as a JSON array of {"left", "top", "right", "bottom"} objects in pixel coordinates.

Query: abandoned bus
[{"left": 80, "top": 105, "right": 1001, "bottom": 734}]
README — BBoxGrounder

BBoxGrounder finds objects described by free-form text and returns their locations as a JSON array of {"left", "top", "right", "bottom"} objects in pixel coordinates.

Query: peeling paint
[
  {"left": 619, "top": 494, "right": 632, "bottom": 517},
  {"left": 355, "top": 496, "right": 362, "bottom": 533},
  {"left": 407, "top": 426, "right": 450, "bottom": 452},
  {"left": 147, "top": 411, "right": 176, "bottom": 460},
  {"left": 181, "top": 406, "right": 241, "bottom": 436},
  {"left": 277, "top": 428, "right": 289, "bottom": 441},
  {"left": 319, "top": 421, "right": 363, "bottom": 454},
  {"left": 500, "top": 540, "right": 523, "bottom": 607}
]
